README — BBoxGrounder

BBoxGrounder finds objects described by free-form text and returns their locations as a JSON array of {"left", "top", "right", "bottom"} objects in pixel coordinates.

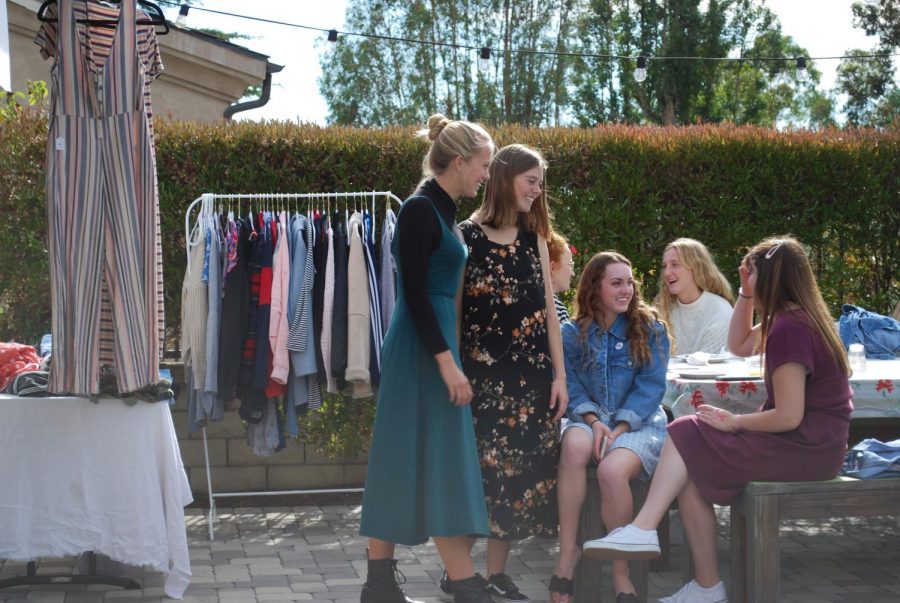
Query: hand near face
[{"left": 739, "top": 260, "right": 752, "bottom": 292}]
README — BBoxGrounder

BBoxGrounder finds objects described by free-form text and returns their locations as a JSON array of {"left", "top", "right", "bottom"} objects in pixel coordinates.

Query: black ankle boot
[
  {"left": 452, "top": 574, "right": 492, "bottom": 603},
  {"left": 360, "top": 558, "right": 423, "bottom": 603}
]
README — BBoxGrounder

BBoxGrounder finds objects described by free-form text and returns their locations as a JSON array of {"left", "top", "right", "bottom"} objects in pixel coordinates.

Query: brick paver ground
[{"left": 1, "top": 504, "right": 898, "bottom": 602}]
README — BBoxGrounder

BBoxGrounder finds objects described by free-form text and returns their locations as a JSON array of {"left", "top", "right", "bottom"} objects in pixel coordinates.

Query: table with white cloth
[
  {"left": 665, "top": 357, "right": 900, "bottom": 420},
  {"left": 0, "top": 395, "right": 192, "bottom": 599}
]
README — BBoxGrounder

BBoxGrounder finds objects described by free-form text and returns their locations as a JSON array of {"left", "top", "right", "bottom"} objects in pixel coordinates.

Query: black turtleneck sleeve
[{"left": 396, "top": 180, "right": 458, "bottom": 356}]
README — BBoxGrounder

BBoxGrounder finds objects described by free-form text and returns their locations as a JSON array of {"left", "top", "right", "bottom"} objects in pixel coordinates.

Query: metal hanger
[{"left": 38, "top": 0, "right": 170, "bottom": 35}]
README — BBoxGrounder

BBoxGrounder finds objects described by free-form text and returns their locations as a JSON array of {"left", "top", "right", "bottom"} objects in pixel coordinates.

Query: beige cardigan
[{"left": 345, "top": 212, "right": 373, "bottom": 398}]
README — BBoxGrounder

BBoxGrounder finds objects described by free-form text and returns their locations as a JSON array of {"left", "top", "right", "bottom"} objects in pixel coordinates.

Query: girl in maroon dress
[{"left": 580, "top": 236, "right": 852, "bottom": 603}]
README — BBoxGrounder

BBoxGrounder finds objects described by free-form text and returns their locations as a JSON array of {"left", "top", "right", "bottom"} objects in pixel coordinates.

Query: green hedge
[{"left": 2, "top": 114, "right": 898, "bottom": 346}]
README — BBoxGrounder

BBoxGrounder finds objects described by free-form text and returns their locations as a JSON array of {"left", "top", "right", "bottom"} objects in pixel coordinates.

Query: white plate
[
  {"left": 707, "top": 355, "right": 731, "bottom": 364},
  {"left": 678, "top": 371, "right": 726, "bottom": 379}
]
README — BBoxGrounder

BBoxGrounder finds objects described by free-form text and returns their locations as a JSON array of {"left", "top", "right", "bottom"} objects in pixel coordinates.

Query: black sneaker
[
  {"left": 438, "top": 570, "right": 454, "bottom": 602},
  {"left": 486, "top": 573, "right": 529, "bottom": 603}
]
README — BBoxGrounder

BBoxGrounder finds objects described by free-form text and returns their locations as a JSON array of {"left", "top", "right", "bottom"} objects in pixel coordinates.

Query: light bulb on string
[
  {"left": 795, "top": 57, "right": 809, "bottom": 82},
  {"left": 634, "top": 56, "right": 648, "bottom": 83},
  {"left": 479, "top": 47, "right": 491, "bottom": 73},
  {"left": 175, "top": 4, "right": 189, "bottom": 27}
]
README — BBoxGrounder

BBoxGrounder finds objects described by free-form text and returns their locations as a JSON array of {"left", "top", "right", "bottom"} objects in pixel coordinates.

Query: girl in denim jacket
[{"left": 550, "top": 251, "right": 669, "bottom": 603}]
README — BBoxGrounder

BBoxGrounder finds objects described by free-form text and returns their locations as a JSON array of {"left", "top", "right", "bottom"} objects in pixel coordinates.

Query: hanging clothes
[
  {"left": 286, "top": 212, "right": 318, "bottom": 377},
  {"left": 238, "top": 213, "right": 267, "bottom": 423},
  {"left": 321, "top": 217, "right": 336, "bottom": 393},
  {"left": 362, "top": 210, "right": 382, "bottom": 386},
  {"left": 246, "top": 399, "right": 283, "bottom": 457},
  {"left": 200, "top": 214, "right": 224, "bottom": 421},
  {"left": 329, "top": 211, "right": 350, "bottom": 392},
  {"left": 253, "top": 212, "right": 275, "bottom": 392},
  {"left": 380, "top": 208, "right": 398, "bottom": 333},
  {"left": 217, "top": 215, "right": 250, "bottom": 403},
  {"left": 346, "top": 211, "right": 372, "bottom": 398},
  {"left": 180, "top": 192, "right": 400, "bottom": 455},
  {"left": 39, "top": 0, "right": 165, "bottom": 388},
  {"left": 311, "top": 212, "right": 329, "bottom": 385},
  {"left": 182, "top": 211, "right": 210, "bottom": 433},
  {"left": 35, "top": 1, "right": 163, "bottom": 129},
  {"left": 269, "top": 211, "right": 291, "bottom": 386},
  {"left": 181, "top": 232, "right": 207, "bottom": 389},
  {"left": 262, "top": 212, "right": 286, "bottom": 399},
  {"left": 44, "top": 0, "right": 162, "bottom": 395},
  {"left": 285, "top": 212, "right": 320, "bottom": 426}
]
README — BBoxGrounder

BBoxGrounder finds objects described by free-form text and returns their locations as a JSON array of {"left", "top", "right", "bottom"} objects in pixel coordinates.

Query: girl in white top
[{"left": 654, "top": 238, "right": 734, "bottom": 355}]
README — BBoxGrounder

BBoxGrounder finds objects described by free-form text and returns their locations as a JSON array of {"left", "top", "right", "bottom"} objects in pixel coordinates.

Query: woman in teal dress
[{"left": 359, "top": 114, "right": 496, "bottom": 603}]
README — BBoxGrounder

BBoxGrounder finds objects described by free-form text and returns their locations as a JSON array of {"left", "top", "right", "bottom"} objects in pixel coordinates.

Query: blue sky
[{"left": 160, "top": 1, "right": 886, "bottom": 124}]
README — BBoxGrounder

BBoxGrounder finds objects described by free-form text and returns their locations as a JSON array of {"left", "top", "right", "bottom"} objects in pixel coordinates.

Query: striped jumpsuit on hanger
[{"left": 46, "top": 0, "right": 161, "bottom": 395}]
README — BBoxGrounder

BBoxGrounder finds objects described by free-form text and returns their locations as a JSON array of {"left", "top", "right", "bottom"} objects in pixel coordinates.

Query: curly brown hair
[{"left": 573, "top": 251, "right": 665, "bottom": 366}]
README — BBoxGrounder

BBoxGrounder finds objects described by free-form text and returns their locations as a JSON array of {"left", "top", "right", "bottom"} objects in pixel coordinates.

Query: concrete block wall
[{"left": 165, "top": 363, "right": 368, "bottom": 495}]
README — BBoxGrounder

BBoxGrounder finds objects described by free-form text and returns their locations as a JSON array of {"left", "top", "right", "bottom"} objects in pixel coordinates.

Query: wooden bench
[
  {"left": 575, "top": 470, "right": 655, "bottom": 603},
  {"left": 729, "top": 476, "right": 900, "bottom": 603}
]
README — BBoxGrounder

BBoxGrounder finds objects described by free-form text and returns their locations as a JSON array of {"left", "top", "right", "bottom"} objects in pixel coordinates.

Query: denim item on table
[
  {"left": 562, "top": 314, "right": 669, "bottom": 431},
  {"left": 840, "top": 438, "right": 900, "bottom": 479},
  {"left": 839, "top": 304, "right": 900, "bottom": 360},
  {"left": 39, "top": 334, "right": 52, "bottom": 357}
]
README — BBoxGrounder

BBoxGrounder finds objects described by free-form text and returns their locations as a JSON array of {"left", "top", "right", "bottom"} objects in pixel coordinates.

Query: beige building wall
[{"left": 6, "top": 0, "right": 273, "bottom": 122}]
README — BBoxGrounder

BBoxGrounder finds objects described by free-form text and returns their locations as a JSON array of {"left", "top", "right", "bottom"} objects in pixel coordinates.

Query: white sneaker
[
  {"left": 582, "top": 524, "right": 660, "bottom": 560},
  {"left": 658, "top": 580, "right": 727, "bottom": 603}
]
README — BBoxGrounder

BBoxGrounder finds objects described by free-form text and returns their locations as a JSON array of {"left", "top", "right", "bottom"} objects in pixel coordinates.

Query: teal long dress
[{"left": 359, "top": 195, "right": 489, "bottom": 546}]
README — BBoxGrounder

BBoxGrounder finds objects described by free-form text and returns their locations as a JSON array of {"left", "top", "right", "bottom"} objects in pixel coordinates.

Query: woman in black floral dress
[{"left": 454, "top": 144, "right": 568, "bottom": 602}]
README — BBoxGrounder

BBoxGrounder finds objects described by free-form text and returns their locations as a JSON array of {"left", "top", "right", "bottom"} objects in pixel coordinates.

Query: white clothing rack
[
  {"left": 184, "top": 191, "right": 403, "bottom": 539},
  {"left": 185, "top": 191, "right": 403, "bottom": 267}
]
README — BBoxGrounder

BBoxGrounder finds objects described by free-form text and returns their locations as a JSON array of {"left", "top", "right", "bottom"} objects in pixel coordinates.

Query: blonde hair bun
[{"left": 426, "top": 113, "right": 451, "bottom": 141}]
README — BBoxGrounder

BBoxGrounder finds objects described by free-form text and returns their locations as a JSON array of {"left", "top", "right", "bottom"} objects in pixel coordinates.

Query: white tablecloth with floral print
[{"left": 665, "top": 358, "right": 900, "bottom": 419}]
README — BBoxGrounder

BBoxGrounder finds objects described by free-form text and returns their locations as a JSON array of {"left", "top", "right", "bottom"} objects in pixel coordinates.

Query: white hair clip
[{"left": 764, "top": 241, "right": 784, "bottom": 259}]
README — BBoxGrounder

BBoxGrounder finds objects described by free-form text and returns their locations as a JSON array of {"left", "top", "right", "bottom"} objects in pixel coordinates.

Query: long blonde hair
[
  {"left": 655, "top": 238, "right": 734, "bottom": 324},
  {"left": 746, "top": 236, "right": 849, "bottom": 375},
  {"left": 474, "top": 144, "right": 552, "bottom": 239},
  {"left": 574, "top": 251, "right": 664, "bottom": 366},
  {"left": 416, "top": 113, "right": 493, "bottom": 189}
]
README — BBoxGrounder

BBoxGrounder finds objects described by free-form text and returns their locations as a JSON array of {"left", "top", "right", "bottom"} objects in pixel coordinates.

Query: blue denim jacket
[
  {"left": 839, "top": 304, "right": 900, "bottom": 360},
  {"left": 562, "top": 314, "right": 669, "bottom": 431},
  {"left": 841, "top": 438, "right": 900, "bottom": 479}
]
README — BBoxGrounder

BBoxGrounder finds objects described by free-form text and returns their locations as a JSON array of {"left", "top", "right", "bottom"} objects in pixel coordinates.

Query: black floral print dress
[{"left": 459, "top": 220, "right": 559, "bottom": 540}]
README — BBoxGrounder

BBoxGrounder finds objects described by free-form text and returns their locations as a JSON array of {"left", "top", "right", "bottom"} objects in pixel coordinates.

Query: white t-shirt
[{"left": 669, "top": 291, "right": 733, "bottom": 355}]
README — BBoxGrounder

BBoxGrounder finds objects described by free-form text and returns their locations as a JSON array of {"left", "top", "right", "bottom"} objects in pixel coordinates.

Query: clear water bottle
[{"left": 848, "top": 343, "right": 866, "bottom": 373}]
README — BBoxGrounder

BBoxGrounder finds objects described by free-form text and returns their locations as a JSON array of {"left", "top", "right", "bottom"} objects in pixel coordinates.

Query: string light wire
[{"left": 159, "top": 1, "right": 900, "bottom": 65}]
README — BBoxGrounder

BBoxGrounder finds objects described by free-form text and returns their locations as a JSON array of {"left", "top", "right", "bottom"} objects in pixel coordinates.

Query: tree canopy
[
  {"left": 318, "top": 0, "right": 854, "bottom": 128},
  {"left": 835, "top": 0, "right": 900, "bottom": 127}
]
